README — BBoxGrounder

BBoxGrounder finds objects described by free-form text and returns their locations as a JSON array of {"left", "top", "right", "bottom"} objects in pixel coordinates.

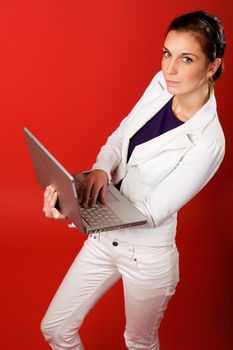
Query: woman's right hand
[
  {"left": 78, "top": 169, "right": 108, "bottom": 208},
  {"left": 43, "top": 185, "right": 66, "bottom": 220}
]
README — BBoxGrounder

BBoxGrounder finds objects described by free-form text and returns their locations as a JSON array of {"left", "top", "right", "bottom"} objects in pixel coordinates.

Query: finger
[
  {"left": 44, "top": 186, "right": 52, "bottom": 201},
  {"left": 90, "top": 182, "right": 102, "bottom": 207},
  {"left": 44, "top": 186, "right": 50, "bottom": 197},
  {"left": 99, "top": 184, "right": 107, "bottom": 205},
  {"left": 44, "top": 186, "right": 55, "bottom": 205},
  {"left": 44, "top": 185, "right": 55, "bottom": 196},
  {"left": 45, "top": 210, "right": 53, "bottom": 218},
  {"left": 43, "top": 189, "right": 57, "bottom": 214},
  {"left": 51, "top": 208, "right": 66, "bottom": 220},
  {"left": 82, "top": 182, "right": 93, "bottom": 208},
  {"left": 77, "top": 182, "right": 86, "bottom": 203},
  {"left": 50, "top": 191, "right": 58, "bottom": 208},
  {"left": 43, "top": 198, "right": 53, "bottom": 214},
  {"left": 43, "top": 204, "right": 54, "bottom": 216}
]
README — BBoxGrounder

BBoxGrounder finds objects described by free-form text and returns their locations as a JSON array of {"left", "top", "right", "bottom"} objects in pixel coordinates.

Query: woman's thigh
[
  {"left": 41, "top": 236, "right": 121, "bottom": 330},
  {"left": 120, "top": 244, "right": 179, "bottom": 344}
]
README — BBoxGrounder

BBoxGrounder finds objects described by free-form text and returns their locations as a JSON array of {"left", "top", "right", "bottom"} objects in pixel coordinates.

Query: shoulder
[
  {"left": 200, "top": 96, "right": 225, "bottom": 149},
  {"left": 186, "top": 89, "right": 225, "bottom": 149},
  {"left": 203, "top": 113, "right": 225, "bottom": 146},
  {"left": 190, "top": 124, "right": 225, "bottom": 169},
  {"left": 142, "top": 70, "right": 167, "bottom": 98}
]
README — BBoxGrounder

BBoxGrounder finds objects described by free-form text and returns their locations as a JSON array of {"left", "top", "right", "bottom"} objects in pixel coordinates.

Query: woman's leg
[
  {"left": 41, "top": 234, "right": 121, "bottom": 350},
  {"left": 120, "top": 243, "right": 179, "bottom": 350}
]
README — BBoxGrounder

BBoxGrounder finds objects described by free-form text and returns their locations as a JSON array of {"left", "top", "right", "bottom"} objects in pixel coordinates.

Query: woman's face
[{"left": 161, "top": 30, "right": 214, "bottom": 96}]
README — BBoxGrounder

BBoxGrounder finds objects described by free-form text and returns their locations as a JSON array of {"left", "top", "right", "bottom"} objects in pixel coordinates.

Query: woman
[{"left": 41, "top": 10, "right": 226, "bottom": 350}]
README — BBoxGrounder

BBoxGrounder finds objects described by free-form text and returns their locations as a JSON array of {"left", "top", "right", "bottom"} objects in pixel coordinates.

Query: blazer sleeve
[
  {"left": 91, "top": 71, "right": 164, "bottom": 181},
  {"left": 136, "top": 139, "right": 225, "bottom": 227},
  {"left": 91, "top": 117, "right": 127, "bottom": 182}
]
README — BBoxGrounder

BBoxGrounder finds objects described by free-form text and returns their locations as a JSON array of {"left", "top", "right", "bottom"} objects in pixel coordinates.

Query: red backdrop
[{"left": 1, "top": 1, "right": 232, "bottom": 349}]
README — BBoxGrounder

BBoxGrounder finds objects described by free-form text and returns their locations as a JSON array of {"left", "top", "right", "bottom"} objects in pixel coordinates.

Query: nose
[{"left": 166, "top": 59, "right": 177, "bottom": 75}]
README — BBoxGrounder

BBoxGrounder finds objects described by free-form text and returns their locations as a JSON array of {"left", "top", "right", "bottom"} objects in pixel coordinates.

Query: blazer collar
[
  {"left": 183, "top": 89, "right": 216, "bottom": 135},
  {"left": 125, "top": 76, "right": 217, "bottom": 166}
]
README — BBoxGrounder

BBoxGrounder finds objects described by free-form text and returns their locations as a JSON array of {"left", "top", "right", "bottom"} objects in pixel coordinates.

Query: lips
[{"left": 166, "top": 79, "right": 180, "bottom": 84}]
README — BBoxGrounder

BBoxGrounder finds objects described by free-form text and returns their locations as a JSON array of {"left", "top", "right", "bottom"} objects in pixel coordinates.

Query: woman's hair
[{"left": 166, "top": 10, "right": 226, "bottom": 80}]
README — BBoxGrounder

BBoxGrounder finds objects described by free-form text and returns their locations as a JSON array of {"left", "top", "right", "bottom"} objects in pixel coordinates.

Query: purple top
[
  {"left": 115, "top": 98, "right": 183, "bottom": 190},
  {"left": 127, "top": 98, "right": 184, "bottom": 162}
]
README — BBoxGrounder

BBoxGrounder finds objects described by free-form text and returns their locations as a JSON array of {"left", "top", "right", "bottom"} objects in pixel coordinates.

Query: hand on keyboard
[{"left": 78, "top": 169, "right": 108, "bottom": 208}]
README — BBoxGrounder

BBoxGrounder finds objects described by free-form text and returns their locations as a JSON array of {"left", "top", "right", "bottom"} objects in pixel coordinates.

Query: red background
[{"left": 1, "top": 1, "right": 232, "bottom": 349}]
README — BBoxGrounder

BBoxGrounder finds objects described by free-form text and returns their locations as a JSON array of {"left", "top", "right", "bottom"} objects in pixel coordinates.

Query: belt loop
[
  {"left": 132, "top": 244, "right": 136, "bottom": 261},
  {"left": 92, "top": 232, "right": 100, "bottom": 241}
]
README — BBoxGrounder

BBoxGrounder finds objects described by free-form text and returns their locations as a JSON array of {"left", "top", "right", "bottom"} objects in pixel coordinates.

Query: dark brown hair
[{"left": 166, "top": 10, "right": 226, "bottom": 80}]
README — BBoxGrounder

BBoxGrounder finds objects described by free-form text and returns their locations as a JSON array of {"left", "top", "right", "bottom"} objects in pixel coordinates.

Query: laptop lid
[
  {"left": 24, "top": 127, "right": 147, "bottom": 233},
  {"left": 24, "top": 127, "right": 85, "bottom": 231}
]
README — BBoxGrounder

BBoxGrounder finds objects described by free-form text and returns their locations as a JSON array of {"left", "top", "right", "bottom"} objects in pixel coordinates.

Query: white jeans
[{"left": 41, "top": 232, "right": 179, "bottom": 350}]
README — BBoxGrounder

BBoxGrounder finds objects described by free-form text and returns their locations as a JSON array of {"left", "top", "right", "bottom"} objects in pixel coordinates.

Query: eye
[
  {"left": 182, "top": 56, "right": 193, "bottom": 63},
  {"left": 163, "top": 50, "right": 171, "bottom": 58}
]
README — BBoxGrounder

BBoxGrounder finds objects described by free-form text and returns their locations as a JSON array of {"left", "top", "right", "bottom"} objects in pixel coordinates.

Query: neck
[{"left": 172, "top": 83, "right": 211, "bottom": 122}]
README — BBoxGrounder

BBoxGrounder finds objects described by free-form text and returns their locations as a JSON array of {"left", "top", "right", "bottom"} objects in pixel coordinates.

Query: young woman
[{"left": 41, "top": 10, "right": 226, "bottom": 350}]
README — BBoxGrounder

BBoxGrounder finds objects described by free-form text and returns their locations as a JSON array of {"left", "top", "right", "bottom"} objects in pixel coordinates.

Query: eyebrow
[{"left": 163, "top": 46, "right": 199, "bottom": 58}]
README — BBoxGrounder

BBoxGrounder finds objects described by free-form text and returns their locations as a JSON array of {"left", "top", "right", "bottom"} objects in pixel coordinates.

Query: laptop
[{"left": 24, "top": 128, "right": 147, "bottom": 234}]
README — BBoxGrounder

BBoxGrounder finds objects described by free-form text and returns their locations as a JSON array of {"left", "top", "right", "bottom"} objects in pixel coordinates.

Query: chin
[
  {"left": 166, "top": 85, "right": 180, "bottom": 94},
  {"left": 166, "top": 84, "right": 189, "bottom": 96}
]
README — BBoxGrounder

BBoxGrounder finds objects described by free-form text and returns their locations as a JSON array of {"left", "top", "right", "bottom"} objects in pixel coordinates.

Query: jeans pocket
[{"left": 132, "top": 244, "right": 179, "bottom": 285}]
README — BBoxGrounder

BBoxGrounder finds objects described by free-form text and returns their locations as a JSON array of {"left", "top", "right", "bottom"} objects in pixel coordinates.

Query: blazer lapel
[
  {"left": 121, "top": 89, "right": 173, "bottom": 166},
  {"left": 127, "top": 126, "right": 194, "bottom": 166},
  {"left": 126, "top": 89, "right": 217, "bottom": 167},
  {"left": 126, "top": 90, "right": 173, "bottom": 140}
]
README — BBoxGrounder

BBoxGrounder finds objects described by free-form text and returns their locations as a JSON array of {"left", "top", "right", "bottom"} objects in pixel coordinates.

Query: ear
[{"left": 207, "top": 58, "right": 222, "bottom": 79}]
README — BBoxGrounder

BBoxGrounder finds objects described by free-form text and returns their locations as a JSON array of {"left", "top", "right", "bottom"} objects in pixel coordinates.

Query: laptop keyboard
[
  {"left": 73, "top": 173, "right": 122, "bottom": 229},
  {"left": 80, "top": 204, "right": 122, "bottom": 229}
]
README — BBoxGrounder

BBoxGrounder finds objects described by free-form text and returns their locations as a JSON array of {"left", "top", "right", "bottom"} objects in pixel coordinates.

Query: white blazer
[{"left": 92, "top": 71, "right": 225, "bottom": 245}]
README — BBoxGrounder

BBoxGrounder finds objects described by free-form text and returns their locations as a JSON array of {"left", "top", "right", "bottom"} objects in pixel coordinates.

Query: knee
[
  {"left": 40, "top": 315, "right": 54, "bottom": 341},
  {"left": 40, "top": 317, "right": 66, "bottom": 346},
  {"left": 41, "top": 314, "right": 79, "bottom": 347},
  {"left": 124, "top": 330, "right": 160, "bottom": 350},
  {"left": 40, "top": 313, "right": 64, "bottom": 343}
]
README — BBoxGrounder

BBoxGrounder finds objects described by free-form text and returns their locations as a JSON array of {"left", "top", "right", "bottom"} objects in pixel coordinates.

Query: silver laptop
[{"left": 24, "top": 128, "right": 147, "bottom": 234}]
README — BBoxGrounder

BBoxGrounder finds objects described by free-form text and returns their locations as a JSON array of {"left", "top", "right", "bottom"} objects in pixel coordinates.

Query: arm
[
  {"left": 91, "top": 71, "right": 165, "bottom": 181},
  {"left": 91, "top": 120, "right": 126, "bottom": 182},
  {"left": 136, "top": 139, "right": 225, "bottom": 226},
  {"left": 78, "top": 71, "right": 164, "bottom": 207},
  {"left": 43, "top": 72, "right": 165, "bottom": 217}
]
